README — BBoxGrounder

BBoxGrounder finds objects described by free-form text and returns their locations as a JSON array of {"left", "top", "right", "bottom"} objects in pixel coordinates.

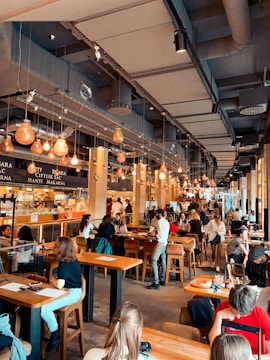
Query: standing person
[
  {"left": 124, "top": 198, "right": 132, "bottom": 224},
  {"left": 205, "top": 215, "right": 226, "bottom": 272},
  {"left": 106, "top": 198, "right": 112, "bottom": 217},
  {"left": 147, "top": 209, "right": 169, "bottom": 290},
  {"left": 210, "top": 333, "right": 253, "bottom": 360},
  {"left": 41, "top": 236, "right": 82, "bottom": 353},
  {"left": 245, "top": 245, "right": 270, "bottom": 287},
  {"left": 185, "top": 209, "right": 203, "bottom": 245},
  {"left": 227, "top": 226, "right": 249, "bottom": 264},
  {"left": 79, "top": 214, "right": 96, "bottom": 244},
  {"left": 213, "top": 200, "right": 219, "bottom": 216},
  {"left": 83, "top": 302, "right": 144, "bottom": 360},
  {"left": 111, "top": 198, "right": 124, "bottom": 217},
  {"left": 209, "top": 284, "right": 270, "bottom": 356}
]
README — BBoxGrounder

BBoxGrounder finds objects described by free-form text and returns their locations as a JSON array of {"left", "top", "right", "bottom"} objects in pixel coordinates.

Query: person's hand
[{"left": 217, "top": 307, "right": 237, "bottom": 321}]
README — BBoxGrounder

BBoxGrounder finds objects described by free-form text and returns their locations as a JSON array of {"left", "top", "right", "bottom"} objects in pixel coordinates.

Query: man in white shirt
[{"left": 147, "top": 209, "right": 169, "bottom": 290}]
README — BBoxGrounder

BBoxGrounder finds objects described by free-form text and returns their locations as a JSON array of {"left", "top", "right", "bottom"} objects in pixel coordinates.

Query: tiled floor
[{"left": 45, "top": 249, "right": 217, "bottom": 359}]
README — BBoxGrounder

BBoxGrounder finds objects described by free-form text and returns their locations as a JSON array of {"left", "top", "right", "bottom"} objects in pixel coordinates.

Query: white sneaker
[
  {"left": 216, "top": 266, "right": 220, "bottom": 272},
  {"left": 211, "top": 262, "right": 215, "bottom": 268}
]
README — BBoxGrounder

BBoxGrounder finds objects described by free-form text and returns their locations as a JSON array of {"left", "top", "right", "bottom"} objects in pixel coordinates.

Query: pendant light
[
  {"left": 59, "top": 156, "right": 67, "bottom": 166},
  {"left": 117, "top": 150, "right": 125, "bottom": 163},
  {"left": 113, "top": 127, "right": 124, "bottom": 143},
  {"left": 0, "top": 95, "right": 14, "bottom": 154},
  {"left": 27, "top": 161, "right": 37, "bottom": 174},
  {"left": 53, "top": 137, "right": 68, "bottom": 157},
  {"left": 31, "top": 138, "right": 43, "bottom": 155},
  {"left": 15, "top": 26, "right": 35, "bottom": 145},
  {"left": 43, "top": 140, "right": 50, "bottom": 152},
  {"left": 47, "top": 147, "right": 56, "bottom": 160}
]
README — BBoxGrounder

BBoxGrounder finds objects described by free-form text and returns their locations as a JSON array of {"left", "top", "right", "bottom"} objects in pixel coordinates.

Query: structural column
[
  {"left": 88, "top": 147, "right": 108, "bottom": 221},
  {"left": 249, "top": 156, "right": 257, "bottom": 213},
  {"left": 239, "top": 171, "right": 247, "bottom": 215},
  {"left": 133, "top": 163, "right": 146, "bottom": 225}
]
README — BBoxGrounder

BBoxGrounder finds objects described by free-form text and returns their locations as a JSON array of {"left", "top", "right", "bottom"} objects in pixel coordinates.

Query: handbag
[{"left": 211, "top": 234, "right": 221, "bottom": 245}]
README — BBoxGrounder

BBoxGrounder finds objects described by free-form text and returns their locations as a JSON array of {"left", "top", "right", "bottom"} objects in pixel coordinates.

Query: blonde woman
[{"left": 83, "top": 302, "right": 144, "bottom": 360}]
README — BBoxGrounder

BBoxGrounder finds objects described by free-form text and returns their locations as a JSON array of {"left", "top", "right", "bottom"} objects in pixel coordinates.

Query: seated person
[
  {"left": 0, "top": 224, "right": 12, "bottom": 247},
  {"left": 210, "top": 333, "right": 252, "bottom": 360},
  {"left": 97, "top": 215, "right": 115, "bottom": 240},
  {"left": 227, "top": 227, "right": 249, "bottom": 264},
  {"left": 111, "top": 213, "right": 128, "bottom": 235},
  {"left": 79, "top": 214, "right": 97, "bottom": 245},
  {"left": 83, "top": 302, "right": 145, "bottom": 360},
  {"left": 17, "top": 225, "right": 34, "bottom": 241},
  {"left": 248, "top": 210, "right": 257, "bottom": 231},
  {"left": 209, "top": 284, "right": 270, "bottom": 357},
  {"left": 245, "top": 245, "right": 270, "bottom": 287},
  {"left": 167, "top": 215, "right": 178, "bottom": 235}
]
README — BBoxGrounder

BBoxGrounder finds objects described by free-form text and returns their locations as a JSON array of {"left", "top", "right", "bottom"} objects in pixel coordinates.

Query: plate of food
[{"left": 190, "top": 279, "right": 212, "bottom": 289}]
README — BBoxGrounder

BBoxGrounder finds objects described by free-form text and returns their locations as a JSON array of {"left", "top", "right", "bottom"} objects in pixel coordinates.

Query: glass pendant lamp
[
  {"left": 53, "top": 137, "right": 68, "bottom": 157},
  {"left": 113, "top": 128, "right": 124, "bottom": 143},
  {"left": 31, "top": 138, "right": 43, "bottom": 155},
  {"left": 15, "top": 119, "right": 35, "bottom": 145},
  {"left": 27, "top": 161, "right": 37, "bottom": 174},
  {"left": 0, "top": 135, "right": 14, "bottom": 154}
]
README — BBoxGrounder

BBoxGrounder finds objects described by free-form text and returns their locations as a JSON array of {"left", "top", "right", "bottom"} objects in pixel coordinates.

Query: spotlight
[
  {"left": 174, "top": 30, "right": 187, "bottom": 53},
  {"left": 25, "top": 89, "right": 36, "bottom": 104},
  {"left": 49, "top": 34, "right": 55, "bottom": 40},
  {"left": 94, "top": 45, "right": 101, "bottom": 62}
]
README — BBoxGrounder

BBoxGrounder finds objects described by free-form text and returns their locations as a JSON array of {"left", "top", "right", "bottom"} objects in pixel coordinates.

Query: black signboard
[{"left": 0, "top": 156, "right": 14, "bottom": 182}]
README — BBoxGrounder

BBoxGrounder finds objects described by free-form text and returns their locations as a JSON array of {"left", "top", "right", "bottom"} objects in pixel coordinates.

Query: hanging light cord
[
  {"left": 17, "top": 22, "right": 23, "bottom": 92},
  {"left": 25, "top": 25, "right": 32, "bottom": 119}
]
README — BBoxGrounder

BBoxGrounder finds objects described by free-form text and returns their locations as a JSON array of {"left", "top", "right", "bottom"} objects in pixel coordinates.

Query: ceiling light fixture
[
  {"left": 27, "top": 161, "right": 37, "bottom": 174},
  {"left": 43, "top": 140, "right": 50, "bottom": 152},
  {"left": 174, "top": 29, "right": 187, "bottom": 53},
  {"left": 94, "top": 44, "right": 101, "bottom": 62},
  {"left": 159, "top": 116, "right": 167, "bottom": 181},
  {"left": 0, "top": 94, "right": 14, "bottom": 154},
  {"left": 113, "top": 127, "right": 124, "bottom": 143},
  {"left": 31, "top": 138, "right": 43, "bottom": 155},
  {"left": 25, "top": 89, "right": 36, "bottom": 104}
]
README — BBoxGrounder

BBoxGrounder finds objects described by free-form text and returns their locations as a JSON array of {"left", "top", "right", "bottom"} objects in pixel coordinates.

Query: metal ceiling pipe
[
  {"left": 198, "top": 0, "right": 251, "bottom": 60},
  {"left": 0, "top": 118, "right": 74, "bottom": 140}
]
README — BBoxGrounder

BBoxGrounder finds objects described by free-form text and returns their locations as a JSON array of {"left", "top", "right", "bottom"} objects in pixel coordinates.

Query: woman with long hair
[
  {"left": 41, "top": 236, "right": 82, "bottom": 353},
  {"left": 79, "top": 214, "right": 96, "bottom": 242},
  {"left": 83, "top": 302, "right": 144, "bottom": 360}
]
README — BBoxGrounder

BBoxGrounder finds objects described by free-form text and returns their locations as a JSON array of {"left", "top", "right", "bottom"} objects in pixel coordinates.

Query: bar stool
[
  {"left": 185, "top": 233, "right": 202, "bottom": 265},
  {"left": 182, "top": 237, "right": 196, "bottom": 279},
  {"left": 141, "top": 241, "right": 155, "bottom": 282},
  {"left": 123, "top": 239, "right": 142, "bottom": 281},
  {"left": 165, "top": 243, "right": 185, "bottom": 287},
  {"left": 55, "top": 277, "right": 86, "bottom": 360},
  {"left": 200, "top": 236, "right": 207, "bottom": 262}
]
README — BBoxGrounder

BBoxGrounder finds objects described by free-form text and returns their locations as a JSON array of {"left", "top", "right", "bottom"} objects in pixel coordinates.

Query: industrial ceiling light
[
  {"left": 71, "top": 154, "right": 79, "bottom": 166},
  {"left": 59, "top": 156, "right": 67, "bottom": 166},
  {"left": 117, "top": 150, "right": 126, "bottom": 163},
  {"left": 94, "top": 44, "right": 101, "bottom": 62},
  {"left": 0, "top": 94, "right": 14, "bottom": 154},
  {"left": 47, "top": 148, "right": 55, "bottom": 160},
  {"left": 113, "top": 127, "right": 124, "bottom": 143},
  {"left": 174, "top": 29, "right": 187, "bottom": 53},
  {"left": 25, "top": 89, "right": 36, "bottom": 104}
]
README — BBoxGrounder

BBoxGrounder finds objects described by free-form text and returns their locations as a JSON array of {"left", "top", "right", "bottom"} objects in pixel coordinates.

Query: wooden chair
[
  {"left": 162, "top": 321, "right": 201, "bottom": 342},
  {"left": 0, "top": 340, "right": 32, "bottom": 359},
  {"left": 185, "top": 233, "right": 202, "bottom": 265},
  {"left": 43, "top": 254, "right": 59, "bottom": 283},
  {"left": 123, "top": 239, "right": 142, "bottom": 281},
  {"left": 76, "top": 236, "right": 88, "bottom": 253},
  {"left": 182, "top": 237, "right": 197, "bottom": 279},
  {"left": 165, "top": 243, "right": 185, "bottom": 287},
  {"left": 55, "top": 277, "right": 86, "bottom": 360},
  {"left": 141, "top": 241, "right": 155, "bottom": 282},
  {"left": 200, "top": 236, "right": 207, "bottom": 262}
]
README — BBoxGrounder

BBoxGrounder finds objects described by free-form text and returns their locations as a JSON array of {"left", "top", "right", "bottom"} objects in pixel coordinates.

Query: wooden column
[
  {"left": 133, "top": 163, "right": 146, "bottom": 225},
  {"left": 88, "top": 147, "right": 108, "bottom": 221}
]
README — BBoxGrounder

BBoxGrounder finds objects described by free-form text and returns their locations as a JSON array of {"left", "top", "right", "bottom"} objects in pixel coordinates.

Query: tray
[{"left": 190, "top": 279, "right": 212, "bottom": 289}]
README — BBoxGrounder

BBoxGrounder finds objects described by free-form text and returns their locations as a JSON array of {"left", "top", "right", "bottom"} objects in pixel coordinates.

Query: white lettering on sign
[
  {"left": 0, "top": 161, "right": 12, "bottom": 168},
  {"left": 0, "top": 175, "right": 11, "bottom": 181},
  {"left": 27, "top": 177, "right": 43, "bottom": 184},
  {"left": 46, "top": 179, "right": 65, "bottom": 186},
  {"left": 52, "top": 169, "right": 66, "bottom": 176}
]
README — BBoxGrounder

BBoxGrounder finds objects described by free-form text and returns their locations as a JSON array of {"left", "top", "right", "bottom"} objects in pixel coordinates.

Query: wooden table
[
  {"left": 141, "top": 327, "right": 210, "bottom": 360},
  {"left": 127, "top": 224, "right": 149, "bottom": 231},
  {"left": 77, "top": 252, "right": 142, "bottom": 322},
  {"left": 184, "top": 274, "right": 230, "bottom": 300},
  {"left": 0, "top": 273, "right": 68, "bottom": 360},
  {"left": 167, "top": 236, "right": 193, "bottom": 244}
]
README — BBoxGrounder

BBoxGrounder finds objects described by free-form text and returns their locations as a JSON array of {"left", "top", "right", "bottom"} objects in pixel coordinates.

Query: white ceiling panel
[
  {"left": 137, "top": 69, "right": 209, "bottom": 105},
  {"left": 76, "top": 1, "right": 170, "bottom": 41},
  {"left": 200, "top": 137, "right": 232, "bottom": 145},
  {"left": 182, "top": 120, "right": 228, "bottom": 136},
  {"left": 164, "top": 99, "right": 213, "bottom": 116},
  {"left": 175, "top": 113, "right": 221, "bottom": 124}
]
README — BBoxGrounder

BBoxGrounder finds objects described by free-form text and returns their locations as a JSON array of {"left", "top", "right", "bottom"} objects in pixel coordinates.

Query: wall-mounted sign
[{"left": 0, "top": 156, "right": 14, "bottom": 182}]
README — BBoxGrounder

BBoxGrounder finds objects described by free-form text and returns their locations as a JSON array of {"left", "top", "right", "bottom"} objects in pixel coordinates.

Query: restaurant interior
[{"left": 0, "top": 1, "right": 270, "bottom": 359}]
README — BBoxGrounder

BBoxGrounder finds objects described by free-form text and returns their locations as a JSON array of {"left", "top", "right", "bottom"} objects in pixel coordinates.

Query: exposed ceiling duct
[
  {"left": 108, "top": 79, "right": 132, "bottom": 116},
  {"left": 197, "top": 0, "right": 251, "bottom": 60},
  {"left": 0, "top": 118, "right": 74, "bottom": 140}
]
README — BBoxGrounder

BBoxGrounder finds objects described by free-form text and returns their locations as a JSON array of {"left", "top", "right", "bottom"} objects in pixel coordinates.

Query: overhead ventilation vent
[
  {"left": 239, "top": 88, "right": 268, "bottom": 115},
  {"left": 108, "top": 80, "right": 132, "bottom": 116}
]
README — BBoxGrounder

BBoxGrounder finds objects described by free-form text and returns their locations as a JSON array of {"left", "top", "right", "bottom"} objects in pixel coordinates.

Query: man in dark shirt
[{"left": 246, "top": 245, "right": 270, "bottom": 287}]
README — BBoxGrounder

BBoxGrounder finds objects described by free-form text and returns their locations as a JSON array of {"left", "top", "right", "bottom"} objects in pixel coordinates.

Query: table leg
[
  {"left": 83, "top": 264, "right": 95, "bottom": 322},
  {"left": 20, "top": 307, "right": 41, "bottom": 360},
  {"left": 110, "top": 269, "right": 122, "bottom": 320}
]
